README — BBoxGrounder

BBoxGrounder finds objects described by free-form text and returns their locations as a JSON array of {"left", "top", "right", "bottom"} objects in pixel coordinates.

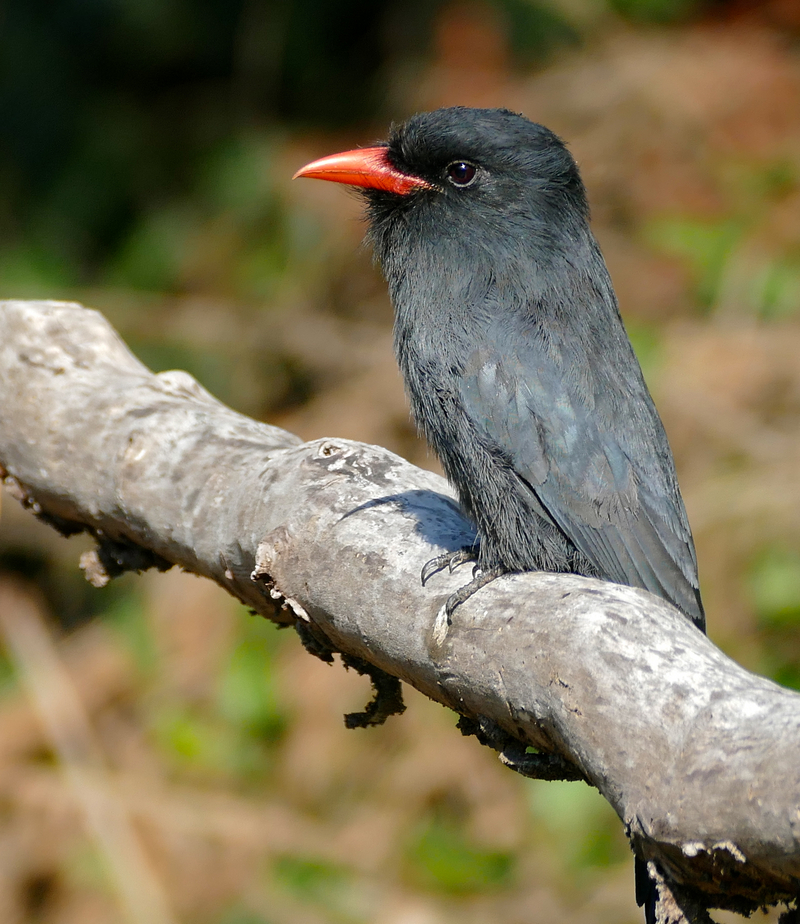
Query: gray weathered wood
[{"left": 1, "top": 299, "right": 798, "bottom": 919}]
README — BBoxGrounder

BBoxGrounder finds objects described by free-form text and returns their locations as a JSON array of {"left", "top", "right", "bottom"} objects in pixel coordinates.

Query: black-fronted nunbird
[{"left": 295, "top": 107, "right": 706, "bottom": 922}]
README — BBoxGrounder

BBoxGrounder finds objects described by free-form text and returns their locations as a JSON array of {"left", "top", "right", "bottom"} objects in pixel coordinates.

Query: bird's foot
[
  {"left": 421, "top": 545, "right": 479, "bottom": 586},
  {"left": 444, "top": 566, "right": 505, "bottom": 618},
  {"left": 430, "top": 566, "right": 506, "bottom": 648}
]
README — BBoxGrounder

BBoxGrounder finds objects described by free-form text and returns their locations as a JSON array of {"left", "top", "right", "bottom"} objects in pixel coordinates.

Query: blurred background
[{"left": 1, "top": 0, "right": 800, "bottom": 921}]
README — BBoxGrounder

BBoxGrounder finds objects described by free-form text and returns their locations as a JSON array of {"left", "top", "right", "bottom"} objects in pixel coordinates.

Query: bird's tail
[{"left": 635, "top": 857, "right": 657, "bottom": 923}]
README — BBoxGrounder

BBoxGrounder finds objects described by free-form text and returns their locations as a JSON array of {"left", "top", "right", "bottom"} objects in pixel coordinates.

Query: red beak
[{"left": 293, "top": 146, "right": 433, "bottom": 195}]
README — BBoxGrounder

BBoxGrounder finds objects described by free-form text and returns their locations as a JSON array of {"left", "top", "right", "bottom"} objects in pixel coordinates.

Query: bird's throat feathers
[{"left": 366, "top": 186, "right": 612, "bottom": 355}]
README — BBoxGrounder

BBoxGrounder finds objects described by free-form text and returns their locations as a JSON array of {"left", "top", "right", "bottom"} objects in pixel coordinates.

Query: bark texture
[{"left": 1, "top": 300, "right": 798, "bottom": 919}]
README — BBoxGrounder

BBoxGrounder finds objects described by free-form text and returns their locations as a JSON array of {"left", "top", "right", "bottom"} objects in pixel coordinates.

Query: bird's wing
[{"left": 460, "top": 345, "right": 704, "bottom": 627}]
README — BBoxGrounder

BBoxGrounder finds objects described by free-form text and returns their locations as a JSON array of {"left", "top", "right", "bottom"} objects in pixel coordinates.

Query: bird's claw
[
  {"left": 420, "top": 546, "right": 478, "bottom": 586},
  {"left": 421, "top": 553, "right": 449, "bottom": 586},
  {"left": 443, "top": 566, "right": 505, "bottom": 617}
]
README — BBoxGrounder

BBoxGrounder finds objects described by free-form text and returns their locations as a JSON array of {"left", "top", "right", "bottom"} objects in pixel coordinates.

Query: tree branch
[{"left": 1, "top": 299, "right": 798, "bottom": 919}]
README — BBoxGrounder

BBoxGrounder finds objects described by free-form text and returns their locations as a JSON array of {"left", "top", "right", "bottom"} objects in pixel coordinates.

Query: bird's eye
[{"left": 446, "top": 161, "right": 477, "bottom": 187}]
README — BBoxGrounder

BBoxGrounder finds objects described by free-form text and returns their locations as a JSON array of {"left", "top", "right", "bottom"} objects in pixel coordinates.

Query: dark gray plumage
[{"left": 363, "top": 107, "right": 704, "bottom": 631}]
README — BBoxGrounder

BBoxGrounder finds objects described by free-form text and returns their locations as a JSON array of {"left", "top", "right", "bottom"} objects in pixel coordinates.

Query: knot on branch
[
  {"left": 253, "top": 527, "right": 311, "bottom": 623},
  {"left": 80, "top": 536, "right": 172, "bottom": 588},
  {"left": 340, "top": 653, "right": 407, "bottom": 729},
  {"left": 646, "top": 861, "right": 715, "bottom": 924},
  {"left": 456, "top": 715, "right": 585, "bottom": 783}
]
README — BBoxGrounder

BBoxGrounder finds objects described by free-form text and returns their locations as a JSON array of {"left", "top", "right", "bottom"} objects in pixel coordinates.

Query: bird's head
[
  {"left": 295, "top": 107, "right": 600, "bottom": 325},
  {"left": 295, "top": 107, "right": 589, "bottom": 259}
]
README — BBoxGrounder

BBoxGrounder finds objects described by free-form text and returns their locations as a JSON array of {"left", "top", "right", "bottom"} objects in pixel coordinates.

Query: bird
[
  {"left": 295, "top": 107, "right": 704, "bottom": 920},
  {"left": 294, "top": 106, "right": 703, "bottom": 630}
]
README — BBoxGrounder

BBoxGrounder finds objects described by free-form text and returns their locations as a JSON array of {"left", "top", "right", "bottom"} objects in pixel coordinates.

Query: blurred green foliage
[
  {"left": 103, "top": 580, "right": 160, "bottom": 675},
  {"left": 646, "top": 217, "right": 743, "bottom": 312},
  {"left": 217, "top": 612, "right": 289, "bottom": 744},
  {"left": 500, "top": 0, "right": 580, "bottom": 63},
  {"left": 751, "top": 258, "right": 800, "bottom": 320},
  {"left": 646, "top": 158, "right": 800, "bottom": 318},
  {"left": 148, "top": 608, "right": 290, "bottom": 781},
  {"left": 527, "top": 780, "right": 630, "bottom": 874},
  {"left": 608, "top": 0, "right": 703, "bottom": 23},
  {"left": 404, "top": 797, "right": 515, "bottom": 895},
  {"left": 102, "top": 132, "right": 308, "bottom": 300},
  {"left": 0, "top": 650, "right": 15, "bottom": 694},
  {"left": 65, "top": 842, "right": 116, "bottom": 900},
  {"left": 273, "top": 856, "right": 366, "bottom": 923},
  {"left": 649, "top": 213, "right": 800, "bottom": 319},
  {"left": 749, "top": 546, "right": 800, "bottom": 627},
  {"left": 625, "top": 320, "right": 664, "bottom": 380},
  {"left": 216, "top": 908, "right": 272, "bottom": 924},
  {"left": 748, "top": 546, "right": 800, "bottom": 689},
  {"left": 0, "top": 541, "right": 116, "bottom": 632},
  {"left": 0, "top": 0, "right": 721, "bottom": 302},
  {"left": 0, "top": 0, "right": 583, "bottom": 299},
  {"left": 1, "top": 0, "right": 376, "bottom": 294}
]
